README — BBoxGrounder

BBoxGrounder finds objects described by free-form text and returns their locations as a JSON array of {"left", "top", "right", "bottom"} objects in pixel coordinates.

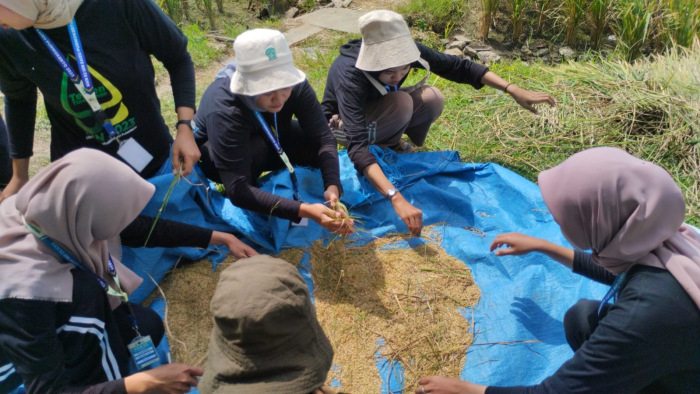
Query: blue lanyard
[
  {"left": 36, "top": 20, "right": 118, "bottom": 139},
  {"left": 253, "top": 111, "right": 301, "bottom": 201},
  {"left": 598, "top": 271, "right": 628, "bottom": 316},
  {"left": 384, "top": 85, "right": 398, "bottom": 92},
  {"left": 23, "top": 216, "right": 141, "bottom": 333}
]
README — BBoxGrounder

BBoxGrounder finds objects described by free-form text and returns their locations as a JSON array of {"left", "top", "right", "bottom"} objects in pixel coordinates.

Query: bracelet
[{"left": 504, "top": 83, "right": 512, "bottom": 93}]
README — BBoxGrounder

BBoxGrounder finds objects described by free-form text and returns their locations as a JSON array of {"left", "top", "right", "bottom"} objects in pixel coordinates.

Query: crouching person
[{"left": 200, "top": 255, "right": 339, "bottom": 394}]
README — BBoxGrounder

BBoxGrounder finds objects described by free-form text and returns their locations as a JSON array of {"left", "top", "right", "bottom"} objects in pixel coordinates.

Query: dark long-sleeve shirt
[
  {"left": 486, "top": 252, "right": 700, "bottom": 394},
  {"left": 0, "top": 215, "right": 211, "bottom": 394},
  {"left": 0, "top": 0, "right": 195, "bottom": 178},
  {"left": 321, "top": 39, "right": 490, "bottom": 174},
  {"left": 195, "top": 77, "right": 341, "bottom": 221}
]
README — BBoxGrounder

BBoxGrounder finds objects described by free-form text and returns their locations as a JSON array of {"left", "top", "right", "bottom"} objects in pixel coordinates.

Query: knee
[
  {"left": 386, "top": 91, "right": 414, "bottom": 126},
  {"left": 422, "top": 86, "right": 445, "bottom": 119},
  {"left": 563, "top": 299, "right": 597, "bottom": 351}
]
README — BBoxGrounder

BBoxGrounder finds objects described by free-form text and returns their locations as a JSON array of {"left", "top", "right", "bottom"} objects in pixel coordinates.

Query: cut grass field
[{"left": 295, "top": 32, "right": 700, "bottom": 224}]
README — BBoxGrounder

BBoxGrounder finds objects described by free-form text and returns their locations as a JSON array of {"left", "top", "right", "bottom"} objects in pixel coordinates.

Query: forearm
[
  {"left": 175, "top": 107, "right": 196, "bottom": 141},
  {"left": 363, "top": 163, "right": 395, "bottom": 197},
  {"left": 11, "top": 158, "right": 30, "bottom": 182},
  {"left": 534, "top": 240, "right": 574, "bottom": 269},
  {"left": 480, "top": 71, "right": 510, "bottom": 92}
]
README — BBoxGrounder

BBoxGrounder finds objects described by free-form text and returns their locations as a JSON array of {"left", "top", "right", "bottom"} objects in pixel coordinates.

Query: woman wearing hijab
[
  {"left": 322, "top": 10, "right": 556, "bottom": 237},
  {"left": 415, "top": 147, "right": 700, "bottom": 393},
  {"left": 199, "top": 255, "right": 341, "bottom": 394},
  {"left": 195, "top": 29, "right": 354, "bottom": 235},
  {"left": 0, "top": 149, "right": 257, "bottom": 394},
  {"left": 0, "top": 0, "right": 200, "bottom": 204}
]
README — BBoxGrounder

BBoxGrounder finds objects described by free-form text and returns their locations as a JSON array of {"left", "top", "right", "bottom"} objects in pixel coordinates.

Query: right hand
[
  {"left": 392, "top": 195, "right": 423, "bottom": 237},
  {"left": 328, "top": 114, "right": 343, "bottom": 131},
  {"left": 303, "top": 203, "right": 355, "bottom": 236},
  {"left": 0, "top": 175, "right": 28, "bottom": 204},
  {"left": 489, "top": 232, "right": 544, "bottom": 256},
  {"left": 125, "top": 363, "right": 204, "bottom": 394}
]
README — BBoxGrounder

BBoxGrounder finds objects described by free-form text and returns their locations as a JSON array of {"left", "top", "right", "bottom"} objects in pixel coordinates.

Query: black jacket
[{"left": 321, "top": 39, "right": 490, "bottom": 173}]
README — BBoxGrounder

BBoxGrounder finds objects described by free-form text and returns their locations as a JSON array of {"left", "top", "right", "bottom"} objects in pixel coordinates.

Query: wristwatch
[
  {"left": 175, "top": 119, "right": 198, "bottom": 133},
  {"left": 385, "top": 188, "right": 399, "bottom": 201}
]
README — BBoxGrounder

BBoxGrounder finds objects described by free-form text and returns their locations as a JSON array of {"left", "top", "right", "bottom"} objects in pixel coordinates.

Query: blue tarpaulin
[{"left": 122, "top": 147, "right": 608, "bottom": 390}]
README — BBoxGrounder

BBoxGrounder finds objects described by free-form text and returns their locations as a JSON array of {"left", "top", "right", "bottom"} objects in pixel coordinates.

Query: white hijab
[{"left": 0, "top": 0, "right": 83, "bottom": 29}]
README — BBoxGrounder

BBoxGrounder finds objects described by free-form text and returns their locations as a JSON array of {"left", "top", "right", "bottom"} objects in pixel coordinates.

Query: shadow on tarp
[{"left": 122, "top": 146, "right": 607, "bottom": 389}]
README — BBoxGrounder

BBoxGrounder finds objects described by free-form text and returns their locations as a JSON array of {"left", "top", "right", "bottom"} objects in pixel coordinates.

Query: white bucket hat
[
  {"left": 355, "top": 10, "right": 420, "bottom": 72},
  {"left": 230, "top": 29, "right": 306, "bottom": 96}
]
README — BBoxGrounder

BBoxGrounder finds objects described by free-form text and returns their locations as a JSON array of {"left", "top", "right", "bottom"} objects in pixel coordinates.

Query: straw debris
[
  {"left": 148, "top": 226, "right": 480, "bottom": 392},
  {"left": 279, "top": 226, "right": 480, "bottom": 392}
]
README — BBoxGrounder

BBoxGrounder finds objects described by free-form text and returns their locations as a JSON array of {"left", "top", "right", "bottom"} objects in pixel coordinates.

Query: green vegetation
[
  {"left": 182, "top": 25, "right": 224, "bottom": 68},
  {"left": 665, "top": 0, "right": 700, "bottom": 48},
  {"left": 588, "top": 0, "right": 614, "bottom": 50},
  {"left": 508, "top": 0, "right": 531, "bottom": 44},
  {"left": 615, "top": 0, "right": 658, "bottom": 61},
  {"left": 293, "top": 39, "right": 700, "bottom": 223},
  {"left": 535, "top": 0, "right": 553, "bottom": 35},
  {"left": 396, "top": 0, "right": 467, "bottom": 35},
  {"left": 479, "top": 0, "right": 502, "bottom": 40},
  {"left": 563, "top": 0, "right": 587, "bottom": 47}
]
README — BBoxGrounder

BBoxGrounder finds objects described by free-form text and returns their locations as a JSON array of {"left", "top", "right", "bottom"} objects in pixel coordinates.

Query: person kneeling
[{"left": 195, "top": 29, "right": 354, "bottom": 236}]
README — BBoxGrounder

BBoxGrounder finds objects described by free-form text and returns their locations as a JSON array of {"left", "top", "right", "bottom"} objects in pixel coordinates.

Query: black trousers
[
  {"left": 198, "top": 119, "right": 322, "bottom": 184},
  {"left": 0, "top": 115, "right": 11, "bottom": 187}
]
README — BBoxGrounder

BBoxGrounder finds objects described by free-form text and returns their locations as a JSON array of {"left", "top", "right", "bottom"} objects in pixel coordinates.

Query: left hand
[
  {"left": 172, "top": 125, "right": 201, "bottom": 177},
  {"left": 211, "top": 231, "right": 258, "bottom": 259},
  {"left": 507, "top": 85, "right": 556, "bottom": 115},
  {"left": 415, "top": 376, "right": 486, "bottom": 394},
  {"left": 324, "top": 185, "right": 341, "bottom": 208}
]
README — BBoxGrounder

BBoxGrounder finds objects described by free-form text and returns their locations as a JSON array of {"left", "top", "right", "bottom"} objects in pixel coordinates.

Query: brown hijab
[
  {"left": 538, "top": 147, "right": 700, "bottom": 309},
  {"left": 0, "top": 148, "right": 154, "bottom": 306}
]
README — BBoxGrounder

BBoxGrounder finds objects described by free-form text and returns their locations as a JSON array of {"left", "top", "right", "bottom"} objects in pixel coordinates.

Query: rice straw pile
[
  {"left": 147, "top": 225, "right": 480, "bottom": 393},
  {"left": 278, "top": 226, "right": 481, "bottom": 392}
]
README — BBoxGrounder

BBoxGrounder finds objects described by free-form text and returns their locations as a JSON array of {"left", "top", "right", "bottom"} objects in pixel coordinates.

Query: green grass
[
  {"left": 665, "top": 0, "right": 700, "bottom": 48},
  {"left": 293, "top": 36, "right": 700, "bottom": 225},
  {"left": 182, "top": 25, "right": 224, "bottom": 68},
  {"left": 396, "top": 0, "right": 467, "bottom": 36},
  {"left": 563, "top": 0, "right": 587, "bottom": 47}
]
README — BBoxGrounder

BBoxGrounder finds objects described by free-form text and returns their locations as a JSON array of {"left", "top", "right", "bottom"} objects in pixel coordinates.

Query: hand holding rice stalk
[{"left": 323, "top": 200, "right": 358, "bottom": 236}]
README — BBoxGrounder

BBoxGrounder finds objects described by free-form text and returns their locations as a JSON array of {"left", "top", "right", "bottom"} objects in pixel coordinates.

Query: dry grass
[
  {"left": 279, "top": 226, "right": 480, "bottom": 392},
  {"left": 147, "top": 227, "right": 480, "bottom": 392}
]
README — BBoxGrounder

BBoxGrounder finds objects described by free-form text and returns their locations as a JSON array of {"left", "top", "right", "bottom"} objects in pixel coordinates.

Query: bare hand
[
  {"left": 217, "top": 232, "right": 258, "bottom": 259},
  {"left": 0, "top": 175, "right": 28, "bottom": 204},
  {"left": 392, "top": 195, "right": 423, "bottom": 237},
  {"left": 172, "top": 126, "right": 201, "bottom": 177},
  {"left": 306, "top": 203, "right": 355, "bottom": 236},
  {"left": 416, "top": 376, "right": 486, "bottom": 394},
  {"left": 125, "top": 363, "right": 204, "bottom": 394},
  {"left": 507, "top": 86, "right": 556, "bottom": 115},
  {"left": 324, "top": 185, "right": 341, "bottom": 208},
  {"left": 328, "top": 114, "right": 343, "bottom": 131},
  {"left": 490, "top": 232, "right": 544, "bottom": 256}
]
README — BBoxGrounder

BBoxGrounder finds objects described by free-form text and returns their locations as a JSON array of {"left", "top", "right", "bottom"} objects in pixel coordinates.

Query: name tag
[
  {"left": 117, "top": 138, "right": 153, "bottom": 173},
  {"left": 127, "top": 335, "right": 160, "bottom": 371}
]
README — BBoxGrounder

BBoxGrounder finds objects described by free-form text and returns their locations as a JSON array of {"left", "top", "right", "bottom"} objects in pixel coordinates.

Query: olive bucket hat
[{"left": 199, "top": 255, "right": 334, "bottom": 394}]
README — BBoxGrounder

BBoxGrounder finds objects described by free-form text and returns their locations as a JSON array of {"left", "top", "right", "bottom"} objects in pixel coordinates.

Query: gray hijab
[{"left": 216, "top": 62, "right": 265, "bottom": 112}]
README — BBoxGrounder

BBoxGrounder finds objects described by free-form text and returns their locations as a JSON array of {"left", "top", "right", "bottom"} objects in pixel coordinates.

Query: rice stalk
[
  {"left": 509, "top": 0, "right": 532, "bottom": 44},
  {"left": 664, "top": 0, "right": 700, "bottom": 48},
  {"left": 588, "top": 0, "right": 615, "bottom": 50},
  {"left": 479, "top": 0, "right": 503, "bottom": 40},
  {"left": 563, "top": 0, "right": 587, "bottom": 47},
  {"left": 535, "top": 0, "right": 553, "bottom": 35},
  {"left": 614, "top": 0, "right": 659, "bottom": 62},
  {"left": 201, "top": 0, "right": 217, "bottom": 29},
  {"left": 161, "top": 0, "right": 181, "bottom": 24},
  {"left": 144, "top": 163, "right": 183, "bottom": 246}
]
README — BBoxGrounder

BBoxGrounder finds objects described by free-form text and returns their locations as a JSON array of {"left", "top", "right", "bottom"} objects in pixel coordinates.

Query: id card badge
[
  {"left": 127, "top": 335, "right": 161, "bottom": 371},
  {"left": 291, "top": 217, "right": 309, "bottom": 227},
  {"left": 117, "top": 139, "right": 153, "bottom": 173}
]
